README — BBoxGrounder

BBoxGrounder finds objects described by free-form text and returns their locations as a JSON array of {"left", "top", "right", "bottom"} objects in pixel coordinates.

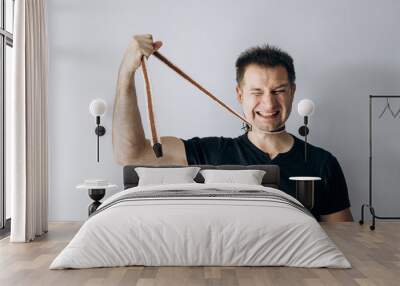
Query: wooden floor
[{"left": 0, "top": 222, "right": 399, "bottom": 286}]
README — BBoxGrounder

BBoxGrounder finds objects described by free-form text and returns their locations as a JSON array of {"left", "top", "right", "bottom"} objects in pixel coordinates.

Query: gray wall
[{"left": 47, "top": 0, "right": 400, "bottom": 221}]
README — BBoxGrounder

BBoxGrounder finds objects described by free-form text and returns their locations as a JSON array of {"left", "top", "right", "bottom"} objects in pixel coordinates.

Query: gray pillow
[
  {"left": 200, "top": 169, "right": 266, "bottom": 185},
  {"left": 135, "top": 167, "right": 201, "bottom": 186}
]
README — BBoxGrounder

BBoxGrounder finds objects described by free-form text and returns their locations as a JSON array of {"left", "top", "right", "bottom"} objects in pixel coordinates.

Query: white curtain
[{"left": 8, "top": 0, "right": 48, "bottom": 242}]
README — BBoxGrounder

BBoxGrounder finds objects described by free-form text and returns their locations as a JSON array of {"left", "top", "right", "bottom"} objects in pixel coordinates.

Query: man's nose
[{"left": 260, "top": 93, "right": 277, "bottom": 107}]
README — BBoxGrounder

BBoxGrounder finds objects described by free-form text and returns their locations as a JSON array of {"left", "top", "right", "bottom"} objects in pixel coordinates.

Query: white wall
[{"left": 47, "top": 0, "right": 400, "bottom": 221}]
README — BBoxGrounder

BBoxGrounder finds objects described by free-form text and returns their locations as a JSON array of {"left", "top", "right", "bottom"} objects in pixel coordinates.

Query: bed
[{"left": 50, "top": 165, "right": 350, "bottom": 269}]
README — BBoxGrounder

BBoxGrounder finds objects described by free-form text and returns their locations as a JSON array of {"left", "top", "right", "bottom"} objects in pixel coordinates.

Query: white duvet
[{"left": 50, "top": 183, "right": 351, "bottom": 269}]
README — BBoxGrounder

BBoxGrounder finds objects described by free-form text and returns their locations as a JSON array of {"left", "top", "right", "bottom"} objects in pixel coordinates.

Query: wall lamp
[
  {"left": 297, "top": 99, "right": 315, "bottom": 162},
  {"left": 89, "top": 99, "right": 107, "bottom": 162}
]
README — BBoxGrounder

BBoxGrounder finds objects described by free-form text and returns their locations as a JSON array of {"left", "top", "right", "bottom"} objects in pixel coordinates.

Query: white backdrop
[{"left": 47, "top": 0, "right": 400, "bottom": 221}]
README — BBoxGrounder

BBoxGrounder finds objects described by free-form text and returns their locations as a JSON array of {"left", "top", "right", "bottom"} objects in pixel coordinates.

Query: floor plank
[{"left": 0, "top": 221, "right": 399, "bottom": 286}]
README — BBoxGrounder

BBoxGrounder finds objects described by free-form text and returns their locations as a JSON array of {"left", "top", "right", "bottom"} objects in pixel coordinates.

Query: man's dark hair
[{"left": 235, "top": 44, "right": 296, "bottom": 86}]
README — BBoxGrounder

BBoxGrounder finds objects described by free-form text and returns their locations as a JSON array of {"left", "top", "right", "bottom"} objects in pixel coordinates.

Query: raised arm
[{"left": 112, "top": 34, "right": 187, "bottom": 166}]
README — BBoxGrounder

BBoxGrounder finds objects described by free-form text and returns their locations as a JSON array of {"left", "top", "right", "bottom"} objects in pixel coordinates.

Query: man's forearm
[
  {"left": 112, "top": 70, "right": 147, "bottom": 164},
  {"left": 320, "top": 208, "right": 353, "bottom": 222}
]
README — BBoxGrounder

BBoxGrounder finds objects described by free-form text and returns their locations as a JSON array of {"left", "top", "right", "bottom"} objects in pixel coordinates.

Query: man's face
[{"left": 236, "top": 64, "right": 296, "bottom": 133}]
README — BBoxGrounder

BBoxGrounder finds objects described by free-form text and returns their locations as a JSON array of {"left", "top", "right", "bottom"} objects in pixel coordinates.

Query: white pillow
[
  {"left": 135, "top": 167, "right": 201, "bottom": 186},
  {"left": 200, "top": 169, "right": 266, "bottom": 185}
]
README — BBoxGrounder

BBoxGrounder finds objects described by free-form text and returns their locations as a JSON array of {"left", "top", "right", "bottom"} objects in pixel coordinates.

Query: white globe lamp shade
[
  {"left": 297, "top": 99, "right": 315, "bottom": 117},
  {"left": 89, "top": 99, "right": 107, "bottom": 117}
]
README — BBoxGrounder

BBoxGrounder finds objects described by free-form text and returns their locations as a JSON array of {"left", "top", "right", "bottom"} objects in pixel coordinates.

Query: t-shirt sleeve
[
  {"left": 320, "top": 154, "right": 351, "bottom": 215},
  {"left": 180, "top": 136, "right": 224, "bottom": 165}
]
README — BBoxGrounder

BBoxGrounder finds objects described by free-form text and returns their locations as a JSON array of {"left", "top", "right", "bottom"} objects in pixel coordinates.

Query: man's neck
[{"left": 247, "top": 130, "right": 294, "bottom": 159}]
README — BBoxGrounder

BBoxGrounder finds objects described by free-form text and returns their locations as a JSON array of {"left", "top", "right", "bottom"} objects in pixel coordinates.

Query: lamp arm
[
  {"left": 97, "top": 116, "right": 100, "bottom": 162},
  {"left": 304, "top": 130, "right": 307, "bottom": 162},
  {"left": 304, "top": 116, "right": 308, "bottom": 162}
]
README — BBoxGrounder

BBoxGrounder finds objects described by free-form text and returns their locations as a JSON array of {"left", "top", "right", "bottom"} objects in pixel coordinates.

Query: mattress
[{"left": 50, "top": 183, "right": 351, "bottom": 269}]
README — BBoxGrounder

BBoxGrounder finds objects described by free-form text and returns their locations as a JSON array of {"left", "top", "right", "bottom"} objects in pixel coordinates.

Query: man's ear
[
  {"left": 236, "top": 85, "right": 243, "bottom": 103},
  {"left": 290, "top": 83, "right": 296, "bottom": 97}
]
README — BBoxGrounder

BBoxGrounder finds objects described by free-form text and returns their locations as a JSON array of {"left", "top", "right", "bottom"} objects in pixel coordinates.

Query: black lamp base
[
  {"left": 95, "top": 126, "right": 106, "bottom": 136},
  {"left": 88, "top": 188, "right": 105, "bottom": 216},
  {"left": 298, "top": 125, "right": 309, "bottom": 136}
]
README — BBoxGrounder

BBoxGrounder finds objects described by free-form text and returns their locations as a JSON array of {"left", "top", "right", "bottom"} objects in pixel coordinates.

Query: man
[{"left": 113, "top": 34, "right": 353, "bottom": 222}]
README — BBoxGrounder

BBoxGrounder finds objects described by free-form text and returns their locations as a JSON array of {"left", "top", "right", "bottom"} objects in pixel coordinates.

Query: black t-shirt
[{"left": 181, "top": 133, "right": 351, "bottom": 221}]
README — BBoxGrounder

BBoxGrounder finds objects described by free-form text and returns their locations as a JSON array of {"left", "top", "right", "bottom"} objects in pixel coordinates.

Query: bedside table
[
  {"left": 76, "top": 182, "right": 117, "bottom": 216},
  {"left": 289, "top": 176, "right": 321, "bottom": 210}
]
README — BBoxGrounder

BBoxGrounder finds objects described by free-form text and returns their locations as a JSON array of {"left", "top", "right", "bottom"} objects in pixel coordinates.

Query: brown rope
[
  {"left": 140, "top": 57, "right": 160, "bottom": 151},
  {"left": 153, "top": 51, "right": 251, "bottom": 126},
  {"left": 141, "top": 50, "right": 253, "bottom": 157}
]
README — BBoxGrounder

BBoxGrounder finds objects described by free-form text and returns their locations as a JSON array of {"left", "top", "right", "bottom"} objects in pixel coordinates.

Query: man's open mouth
[{"left": 255, "top": 110, "right": 280, "bottom": 119}]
